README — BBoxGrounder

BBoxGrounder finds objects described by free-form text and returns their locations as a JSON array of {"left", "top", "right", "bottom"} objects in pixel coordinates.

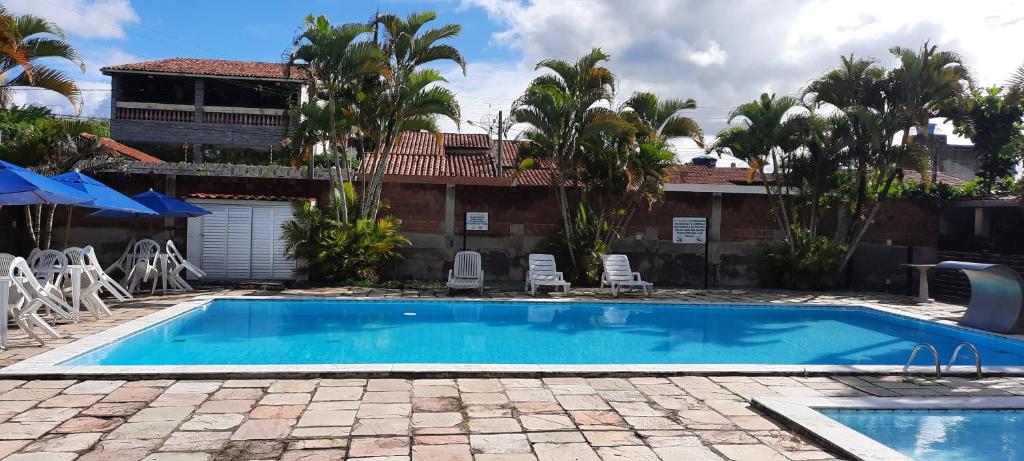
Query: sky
[{"left": 7, "top": 0, "right": 1024, "bottom": 163}]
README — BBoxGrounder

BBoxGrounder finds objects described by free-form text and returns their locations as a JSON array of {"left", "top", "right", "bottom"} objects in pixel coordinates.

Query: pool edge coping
[
  {"left": 4, "top": 294, "right": 1022, "bottom": 378},
  {"left": 751, "top": 395, "right": 1024, "bottom": 461}
]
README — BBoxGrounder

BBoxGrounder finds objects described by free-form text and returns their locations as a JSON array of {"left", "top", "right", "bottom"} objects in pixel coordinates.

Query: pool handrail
[{"left": 935, "top": 260, "right": 1024, "bottom": 334}]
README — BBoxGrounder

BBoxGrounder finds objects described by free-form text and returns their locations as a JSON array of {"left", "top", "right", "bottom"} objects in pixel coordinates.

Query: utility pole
[{"left": 496, "top": 111, "right": 503, "bottom": 178}]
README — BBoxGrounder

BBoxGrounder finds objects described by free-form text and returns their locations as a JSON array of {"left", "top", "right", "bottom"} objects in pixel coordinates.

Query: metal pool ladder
[
  {"left": 945, "top": 342, "right": 983, "bottom": 379},
  {"left": 904, "top": 343, "right": 942, "bottom": 377}
]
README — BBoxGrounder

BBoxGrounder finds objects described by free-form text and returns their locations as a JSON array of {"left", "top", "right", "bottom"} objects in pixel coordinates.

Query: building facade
[{"left": 102, "top": 58, "right": 306, "bottom": 163}]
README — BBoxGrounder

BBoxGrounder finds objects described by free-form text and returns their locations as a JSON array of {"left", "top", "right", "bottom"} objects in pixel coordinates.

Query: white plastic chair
[
  {"left": 106, "top": 238, "right": 137, "bottom": 281},
  {"left": 27, "top": 249, "right": 75, "bottom": 320},
  {"left": 525, "top": 254, "right": 570, "bottom": 296},
  {"left": 125, "top": 239, "right": 160, "bottom": 294},
  {"left": 8, "top": 257, "right": 63, "bottom": 344},
  {"left": 601, "top": 254, "right": 653, "bottom": 297},
  {"left": 63, "top": 247, "right": 84, "bottom": 266},
  {"left": 83, "top": 246, "right": 131, "bottom": 302},
  {"left": 447, "top": 251, "right": 484, "bottom": 294},
  {"left": 71, "top": 246, "right": 112, "bottom": 319},
  {"left": 166, "top": 240, "right": 203, "bottom": 290},
  {"left": 29, "top": 249, "right": 67, "bottom": 290}
]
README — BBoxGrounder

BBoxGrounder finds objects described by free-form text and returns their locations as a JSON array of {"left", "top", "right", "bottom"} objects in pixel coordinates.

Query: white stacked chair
[
  {"left": 106, "top": 238, "right": 137, "bottom": 282},
  {"left": 525, "top": 253, "right": 571, "bottom": 296},
  {"left": 83, "top": 246, "right": 131, "bottom": 302},
  {"left": 8, "top": 257, "right": 63, "bottom": 344},
  {"left": 601, "top": 254, "right": 653, "bottom": 297},
  {"left": 27, "top": 249, "right": 75, "bottom": 321},
  {"left": 71, "top": 246, "right": 112, "bottom": 319},
  {"left": 447, "top": 251, "right": 484, "bottom": 294},
  {"left": 166, "top": 240, "right": 203, "bottom": 291},
  {"left": 125, "top": 239, "right": 161, "bottom": 294}
]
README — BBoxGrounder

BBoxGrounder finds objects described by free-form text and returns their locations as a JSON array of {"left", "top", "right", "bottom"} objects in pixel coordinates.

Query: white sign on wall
[
  {"left": 673, "top": 217, "right": 707, "bottom": 244},
  {"left": 466, "top": 212, "right": 489, "bottom": 231}
]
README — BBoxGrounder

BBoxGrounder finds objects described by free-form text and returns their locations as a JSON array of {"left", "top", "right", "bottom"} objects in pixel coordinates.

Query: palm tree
[
  {"left": 887, "top": 42, "right": 974, "bottom": 153},
  {"left": 361, "top": 11, "right": 465, "bottom": 221},
  {"left": 0, "top": 5, "right": 84, "bottom": 111},
  {"left": 711, "top": 93, "right": 806, "bottom": 245},
  {"left": 511, "top": 48, "right": 619, "bottom": 264},
  {"left": 290, "top": 15, "right": 387, "bottom": 224},
  {"left": 1008, "top": 63, "right": 1024, "bottom": 101},
  {"left": 618, "top": 91, "right": 704, "bottom": 146}
]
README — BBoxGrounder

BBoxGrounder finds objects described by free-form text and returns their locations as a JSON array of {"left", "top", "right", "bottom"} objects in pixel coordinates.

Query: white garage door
[{"left": 186, "top": 200, "right": 296, "bottom": 281}]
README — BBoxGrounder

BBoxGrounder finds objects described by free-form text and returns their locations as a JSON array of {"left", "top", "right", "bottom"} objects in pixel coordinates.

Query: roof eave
[{"left": 101, "top": 67, "right": 307, "bottom": 83}]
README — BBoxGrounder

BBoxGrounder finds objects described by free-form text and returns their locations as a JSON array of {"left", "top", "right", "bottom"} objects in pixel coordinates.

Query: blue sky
[{"left": 7, "top": 0, "right": 1024, "bottom": 160}]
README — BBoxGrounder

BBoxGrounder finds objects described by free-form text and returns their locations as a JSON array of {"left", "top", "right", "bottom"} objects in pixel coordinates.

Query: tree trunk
[
  {"left": 42, "top": 204, "right": 57, "bottom": 250},
  {"left": 556, "top": 183, "right": 577, "bottom": 265},
  {"left": 364, "top": 126, "right": 397, "bottom": 221},
  {"left": 24, "top": 206, "right": 37, "bottom": 247},
  {"left": 839, "top": 169, "right": 899, "bottom": 272},
  {"left": 327, "top": 93, "right": 348, "bottom": 224}
]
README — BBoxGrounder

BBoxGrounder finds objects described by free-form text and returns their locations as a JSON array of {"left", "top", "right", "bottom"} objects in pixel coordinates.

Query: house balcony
[{"left": 110, "top": 102, "right": 291, "bottom": 149}]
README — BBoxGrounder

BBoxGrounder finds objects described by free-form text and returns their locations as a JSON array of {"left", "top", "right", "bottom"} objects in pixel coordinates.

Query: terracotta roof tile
[
  {"left": 448, "top": 153, "right": 495, "bottom": 177},
  {"left": 102, "top": 58, "right": 307, "bottom": 81},
  {"left": 81, "top": 133, "right": 163, "bottom": 164},
  {"left": 443, "top": 133, "right": 491, "bottom": 149},
  {"left": 392, "top": 131, "right": 444, "bottom": 156}
]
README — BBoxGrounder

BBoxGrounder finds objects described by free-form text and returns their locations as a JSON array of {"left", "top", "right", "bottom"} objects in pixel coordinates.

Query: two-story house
[{"left": 102, "top": 58, "right": 307, "bottom": 163}]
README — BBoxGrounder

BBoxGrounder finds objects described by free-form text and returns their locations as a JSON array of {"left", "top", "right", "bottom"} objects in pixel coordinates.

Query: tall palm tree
[
  {"left": 712, "top": 93, "right": 806, "bottom": 245},
  {"left": 290, "top": 15, "right": 387, "bottom": 223},
  {"left": 618, "top": 91, "right": 704, "bottom": 146},
  {"left": 0, "top": 5, "right": 83, "bottom": 111},
  {"left": 1008, "top": 63, "right": 1024, "bottom": 101},
  {"left": 511, "top": 48, "right": 619, "bottom": 263},
  {"left": 361, "top": 11, "right": 465, "bottom": 220},
  {"left": 887, "top": 42, "right": 974, "bottom": 148}
]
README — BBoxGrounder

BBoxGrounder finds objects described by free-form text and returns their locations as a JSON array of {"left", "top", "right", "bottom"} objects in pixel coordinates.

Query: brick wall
[{"left": 0, "top": 173, "right": 942, "bottom": 288}]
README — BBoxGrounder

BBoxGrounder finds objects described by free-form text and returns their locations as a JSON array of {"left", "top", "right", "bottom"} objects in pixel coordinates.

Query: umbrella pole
[{"left": 63, "top": 206, "right": 74, "bottom": 249}]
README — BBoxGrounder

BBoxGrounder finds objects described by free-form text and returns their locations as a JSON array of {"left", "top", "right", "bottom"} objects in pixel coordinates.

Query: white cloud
[
  {"left": 686, "top": 41, "right": 726, "bottom": 67},
  {"left": 4, "top": 0, "right": 139, "bottom": 39},
  {"left": 460, "top": 0, "right": 1024, "bottom": 143}
]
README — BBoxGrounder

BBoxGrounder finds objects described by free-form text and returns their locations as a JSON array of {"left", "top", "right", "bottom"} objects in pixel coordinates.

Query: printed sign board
[
  {"left": 466, "top": 212, "right": 489, "bottom": 231},
  {"left": 672, "top": 217, "right": 707, "bottom": 244}
]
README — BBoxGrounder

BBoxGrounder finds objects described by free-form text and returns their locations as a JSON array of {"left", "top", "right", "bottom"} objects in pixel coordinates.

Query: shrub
[
  {"left": 759, "top": 225, "right": 846, "bottom": 290},
  {"left": 546, "top": 203, "right": 609, "bottom": 284},
  {"left": 281, "top": 186, "right": 410, "bottom": 283}
]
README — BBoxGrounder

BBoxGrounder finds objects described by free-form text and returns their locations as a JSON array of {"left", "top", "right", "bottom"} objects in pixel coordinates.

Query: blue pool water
[
  {"left": 821, "top": 408, "right": 1024, "bottom": 460},
  {"left": 63, "top": 299, "right": 1024, "bottom": 366}
]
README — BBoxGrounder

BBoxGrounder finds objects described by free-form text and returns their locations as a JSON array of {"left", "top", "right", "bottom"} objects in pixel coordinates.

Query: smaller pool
[{"left": 820, "top": 408, "right": 1024, "bottom": 461}]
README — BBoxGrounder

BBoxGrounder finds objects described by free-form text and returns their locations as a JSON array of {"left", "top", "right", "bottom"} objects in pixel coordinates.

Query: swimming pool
[
  {"left": 753, "top": 396, "right": 1024, "bottom": 461},
  {"left": 55, "top": 298, "right": 1024, "bottom": 367},
  {"left": 821, "top": 408, "right": 1024, "bottom": 461}
]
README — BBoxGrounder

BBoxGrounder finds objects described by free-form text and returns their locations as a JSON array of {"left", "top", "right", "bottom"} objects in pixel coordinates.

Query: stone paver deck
[
  {"left": 0, "top": 287, "right": 977, "bottom": 460},
  {"left": 1, "top": 374, "right": 1022, "bottom": 460}
]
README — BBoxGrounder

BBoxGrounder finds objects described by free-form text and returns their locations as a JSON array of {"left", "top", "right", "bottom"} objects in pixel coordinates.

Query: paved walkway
[
  {"left": 2, "top": 374, "right": 1023, "bottom": 461},
  {"left": 0, "top": 287, "right": 975, "bottom": 460}
]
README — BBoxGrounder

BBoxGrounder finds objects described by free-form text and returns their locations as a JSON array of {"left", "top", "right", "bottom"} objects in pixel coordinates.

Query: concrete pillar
[
  {"left": 974, "top": 207, "right": 990, "bottom": 237},
  {"left": 708, "top": 192, "right": 723, "bottom": 287},
  {"left": 444, "top": 185, "right": 456, "bottom": 262},
  {"left": 194, "top": 78, "right": 204, "bottom": 123},
  {"left": 163, "top": 174, "right": 177, "bottom": 239},
  {"left": 109, "top": 74, "right": 120, "bottom": 119}
]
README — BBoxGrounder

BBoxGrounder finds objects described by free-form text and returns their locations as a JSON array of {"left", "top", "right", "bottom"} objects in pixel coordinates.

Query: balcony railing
[
  {"left": 114, "top": 102, "right": 289, "bottom": 128},
  {"left": 115, "top": 106, "right": 194, "bottom": 123},
  {"left": 203, "top": 111, "right": 288, "bottom": 127}
]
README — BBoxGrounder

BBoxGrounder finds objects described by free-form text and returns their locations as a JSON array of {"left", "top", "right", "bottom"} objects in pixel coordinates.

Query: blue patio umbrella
[
  {"left": 51, "top": 172, "right": 158, "bottom": 215},
  {"left": 89, "top": 189, "right": 211, "bottom": 218},
  {"left": 0, "top": 160, "right": 95, "bottom": 205}
]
